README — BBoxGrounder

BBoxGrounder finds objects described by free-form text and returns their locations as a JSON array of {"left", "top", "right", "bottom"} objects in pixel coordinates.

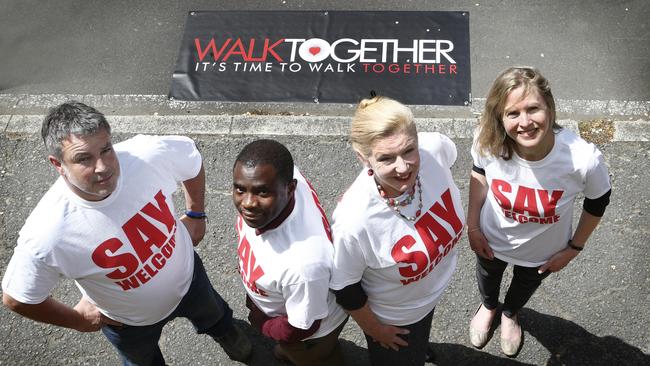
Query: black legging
[{"left": 475, "top": 255, "right": 551, "bottom": 318}]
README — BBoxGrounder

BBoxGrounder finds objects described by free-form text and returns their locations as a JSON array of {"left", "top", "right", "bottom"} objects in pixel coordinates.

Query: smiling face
[
  {"left": 502, "top": 86, "right": 555, "bottom": 161},
  {"left": 49, "top": 129, "right": 120, "bottom": 201},
  {"left": 232, "top": 162, "right": 296, "bottom": 229},
  {"left": 359, "top": 130, "right": 420, "bottom": 198}
]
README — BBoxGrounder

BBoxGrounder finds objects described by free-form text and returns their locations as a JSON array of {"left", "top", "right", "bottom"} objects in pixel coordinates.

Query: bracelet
[
  {"left": 567, "top": 240, "right": 583, "bottom": 251},
  {"left": 467, "top": 227, "right": 481, "bottom": 234},
  {"left": 185, "top": 210, "right": 207, "bottom": 219}
]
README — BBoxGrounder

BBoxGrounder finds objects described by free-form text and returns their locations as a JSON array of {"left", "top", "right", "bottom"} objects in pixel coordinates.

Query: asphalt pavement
[{"left": 0, "top": 0, "right": 649, "bottom": 365}]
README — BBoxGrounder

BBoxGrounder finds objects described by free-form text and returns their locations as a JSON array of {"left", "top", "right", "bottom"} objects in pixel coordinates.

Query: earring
[{"left": 367, "top": 168, "right": 374, "bottom": 176}]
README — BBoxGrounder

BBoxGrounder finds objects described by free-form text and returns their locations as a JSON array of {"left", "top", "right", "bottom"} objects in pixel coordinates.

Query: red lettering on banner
[
  {"left": 197, "top": 38, "right": 286, "bottom": 63},
  {"left": 238, "top": 236, "right": 267, "bottom": 296},
  {"left": 264, "top": 38, "right": 285, "bottom": 62},
  {"left": 222, "top": 38, "right": 248, "bottom": 61},
  {"left": 91, "top": 190, "right": 179, "bottom": 291},
  {"left": 195, "top": 38, "right": 232, "bottom": 62},
  {"left": 392, "top": 189, "right": 464, "bottom": 285}
]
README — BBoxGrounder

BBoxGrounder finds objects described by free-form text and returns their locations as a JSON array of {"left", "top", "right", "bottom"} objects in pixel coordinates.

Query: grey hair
[{"left": 41, "top": 101, "right": 111, "bottom": 158}]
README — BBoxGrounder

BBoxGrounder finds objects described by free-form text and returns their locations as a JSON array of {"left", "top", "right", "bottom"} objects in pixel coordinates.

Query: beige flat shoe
[
  {"left": 500, "top": 313, "right": 523, "bottom": 357},
  {"left": 469, "top": 303, "right": 495, "bottom": 348}
]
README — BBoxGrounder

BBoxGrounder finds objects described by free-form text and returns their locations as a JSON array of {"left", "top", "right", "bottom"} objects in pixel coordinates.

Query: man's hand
[
  {"left": 366, "top": 323, "right": 410, "bottom": 351},
  {"left": 180, "top": 215, "right": 206, "bottom": 246},
  {"left": 72, "top": 297, "right": 122, "bottom": 332},
  {"left": 468, "top": 229, "right": 494, "bottom": 260},
  {"left": 538, "top": 248, "right": 579, "bottom": 274}
]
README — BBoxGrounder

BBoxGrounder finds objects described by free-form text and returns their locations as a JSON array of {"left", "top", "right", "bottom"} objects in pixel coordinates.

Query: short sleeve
[
  {"left": 156, "top": 136, "right": 202, "bottom": 182},
  {"left": 1, "top": 247, "right": 61, "bottom": 304},
  {"left": 438, "top": 133, "right": 458, "bottom": 169},
  {"left": 583, "top": 149, "right": 611, "bottom": 199},
  {"left": 126, "top": 135, "right": 202, "bottom": 183},
  {"left": 418, "top": 132, "right": 457, "bottom": 169},
  {"left": 282, "top": 277, "right": 330, "bottom": 329},
  {"left": 330, "top": 230, "right": 367, "bottom": 290},
  {"left": 470, "top": 130, "right": 484, "bottom": 169}
]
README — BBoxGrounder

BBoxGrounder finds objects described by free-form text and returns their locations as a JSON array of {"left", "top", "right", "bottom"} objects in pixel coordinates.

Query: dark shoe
[
  {"left": 272, "top": 344, "right": 290, "bottom": 363},
  {"left": 215, "top": 324, "right": 253, "bottom": 362},
  {"left": 425, "top": 344, "right": 437, "bottom": 364}
]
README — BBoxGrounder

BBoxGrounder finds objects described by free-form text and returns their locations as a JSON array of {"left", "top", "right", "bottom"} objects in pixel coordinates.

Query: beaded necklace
[{"left": 377, "top": 175, "right": 423, "bottom": 221}]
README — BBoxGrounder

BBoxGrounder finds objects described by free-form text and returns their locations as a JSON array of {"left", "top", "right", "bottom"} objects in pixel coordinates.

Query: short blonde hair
[
  {"left": 350, "top": 96, "right": 417, "bottom": 157},
  {"left": 477, "top": 67, "right": 559, "bottom": 160}
]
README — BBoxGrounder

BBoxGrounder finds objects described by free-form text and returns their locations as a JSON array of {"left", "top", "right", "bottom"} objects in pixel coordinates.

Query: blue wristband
[{"left": 185, "top": 210, "right": 207, "bottom": 219}]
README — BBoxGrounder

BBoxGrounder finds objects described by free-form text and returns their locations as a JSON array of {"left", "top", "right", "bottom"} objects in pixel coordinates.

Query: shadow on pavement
[
  {"left": 431, "top": 342, "right": 534, "bottom": 366},
  {"left": 521, "top": 308, "right": 650, "bottom": 366},
  {"left": 233, "top": 310, "right": 650, "bottom": 366},
  {"left": 235, "top": 319, "right": 369, "bottom": 366}
]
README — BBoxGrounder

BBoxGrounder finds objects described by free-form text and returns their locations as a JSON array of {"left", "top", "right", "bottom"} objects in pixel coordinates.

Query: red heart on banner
[{"left": 309, "top": 47, "right": 321, "bottom": 56}]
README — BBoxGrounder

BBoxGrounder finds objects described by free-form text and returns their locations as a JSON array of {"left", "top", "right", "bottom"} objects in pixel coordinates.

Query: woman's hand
[
  {"left": 538, "top": 248, "right": 579, "bottom": 273},
  {"left": 468, "top": 229, "right": 494, "bottom": 260},
  {"left": 348, "top": 302, "right": 410, "bottom": 351},
  {"left": 366, "top": 323, "right": 410, "bottom": 351}
]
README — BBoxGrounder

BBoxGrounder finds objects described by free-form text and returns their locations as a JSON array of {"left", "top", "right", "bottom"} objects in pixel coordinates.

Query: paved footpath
[{"left": 1, "top": 0, "right": 649, "bottom": 365}]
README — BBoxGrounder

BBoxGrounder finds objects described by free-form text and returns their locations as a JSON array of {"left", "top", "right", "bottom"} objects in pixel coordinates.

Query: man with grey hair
[{"left": 2, "top": 102, "right": 252, "bottom": 365}]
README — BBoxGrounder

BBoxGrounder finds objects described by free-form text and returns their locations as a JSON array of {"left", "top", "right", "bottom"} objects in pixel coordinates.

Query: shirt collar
[{"left": 255, "top": 194, "right": 295, "bottom": 235}]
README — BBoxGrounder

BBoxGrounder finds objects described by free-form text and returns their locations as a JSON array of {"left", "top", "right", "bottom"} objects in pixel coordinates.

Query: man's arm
[
  {"left": 245, "top": 295, "right": 320, "bottom": 343},
  {"left": 180, "top": 163, "right": 206, "bottom": 246},
  {"left": 2, "top": 293, "right": 121, "bottom": 332}
]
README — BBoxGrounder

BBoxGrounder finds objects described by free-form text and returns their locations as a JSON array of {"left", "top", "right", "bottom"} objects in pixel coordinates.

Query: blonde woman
[
  {"left": 330, "top": 96, "right": 464, "bottom": 365},
  {"left": 467, "top": 67, "right": 611, "bottom": 356}
]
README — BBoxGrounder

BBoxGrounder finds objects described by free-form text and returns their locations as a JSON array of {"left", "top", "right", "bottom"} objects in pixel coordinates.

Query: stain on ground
[{"left": 579, "top": 119, "right": 615, "bottom": 144}]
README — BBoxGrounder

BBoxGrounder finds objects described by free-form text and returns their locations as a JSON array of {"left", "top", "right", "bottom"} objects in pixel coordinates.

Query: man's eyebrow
[{"left": 72, "top": 152, "right": 91, "bottom": 159}]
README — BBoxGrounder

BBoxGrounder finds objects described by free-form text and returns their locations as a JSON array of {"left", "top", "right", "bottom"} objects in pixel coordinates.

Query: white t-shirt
[
  {"left": 236, "top": 167, "right": 347, "bottom": 340},
  {"left": 2, "top": 135, "right": 201, "bottom": 326},
  {"left": 330, "top": 132, "right": 464, "bottom": 326},
  {"left": 471, "top": 128, "right": 611, "bottom": 266}
]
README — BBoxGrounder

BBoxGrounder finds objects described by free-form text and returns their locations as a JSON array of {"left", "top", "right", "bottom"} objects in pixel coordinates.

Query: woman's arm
[
  {"left": 332, "top": 283, "right": 408, "bottom": 351},
  {"left": 347, "top": 302, "right": 409, "bottom": 351},
  {"left": 538, "top": 209, "right": 602, "bottom": 273},
  {"left": 467, "top": 170, "right": 494, "bottom": 259}
]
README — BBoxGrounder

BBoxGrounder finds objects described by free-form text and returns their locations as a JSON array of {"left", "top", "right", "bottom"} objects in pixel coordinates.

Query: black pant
[
  {"left": 475, "top": 255, "right": 551, "bottom": 318},
  {"left": 364, "top": 308, "right": 434, "bottom": 366}
]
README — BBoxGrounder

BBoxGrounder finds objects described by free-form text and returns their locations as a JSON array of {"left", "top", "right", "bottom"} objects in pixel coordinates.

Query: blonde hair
[
  {"left": 350, "top": 96, "right": 417, "bottom": 157},
  {"left": 477, "top": 67, "right": 559, "bottom": 160}
]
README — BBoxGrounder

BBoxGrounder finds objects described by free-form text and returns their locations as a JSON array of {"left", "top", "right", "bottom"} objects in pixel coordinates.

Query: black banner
[{"left": 170, "top": 11, "right": 471, "bottom": 105}]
